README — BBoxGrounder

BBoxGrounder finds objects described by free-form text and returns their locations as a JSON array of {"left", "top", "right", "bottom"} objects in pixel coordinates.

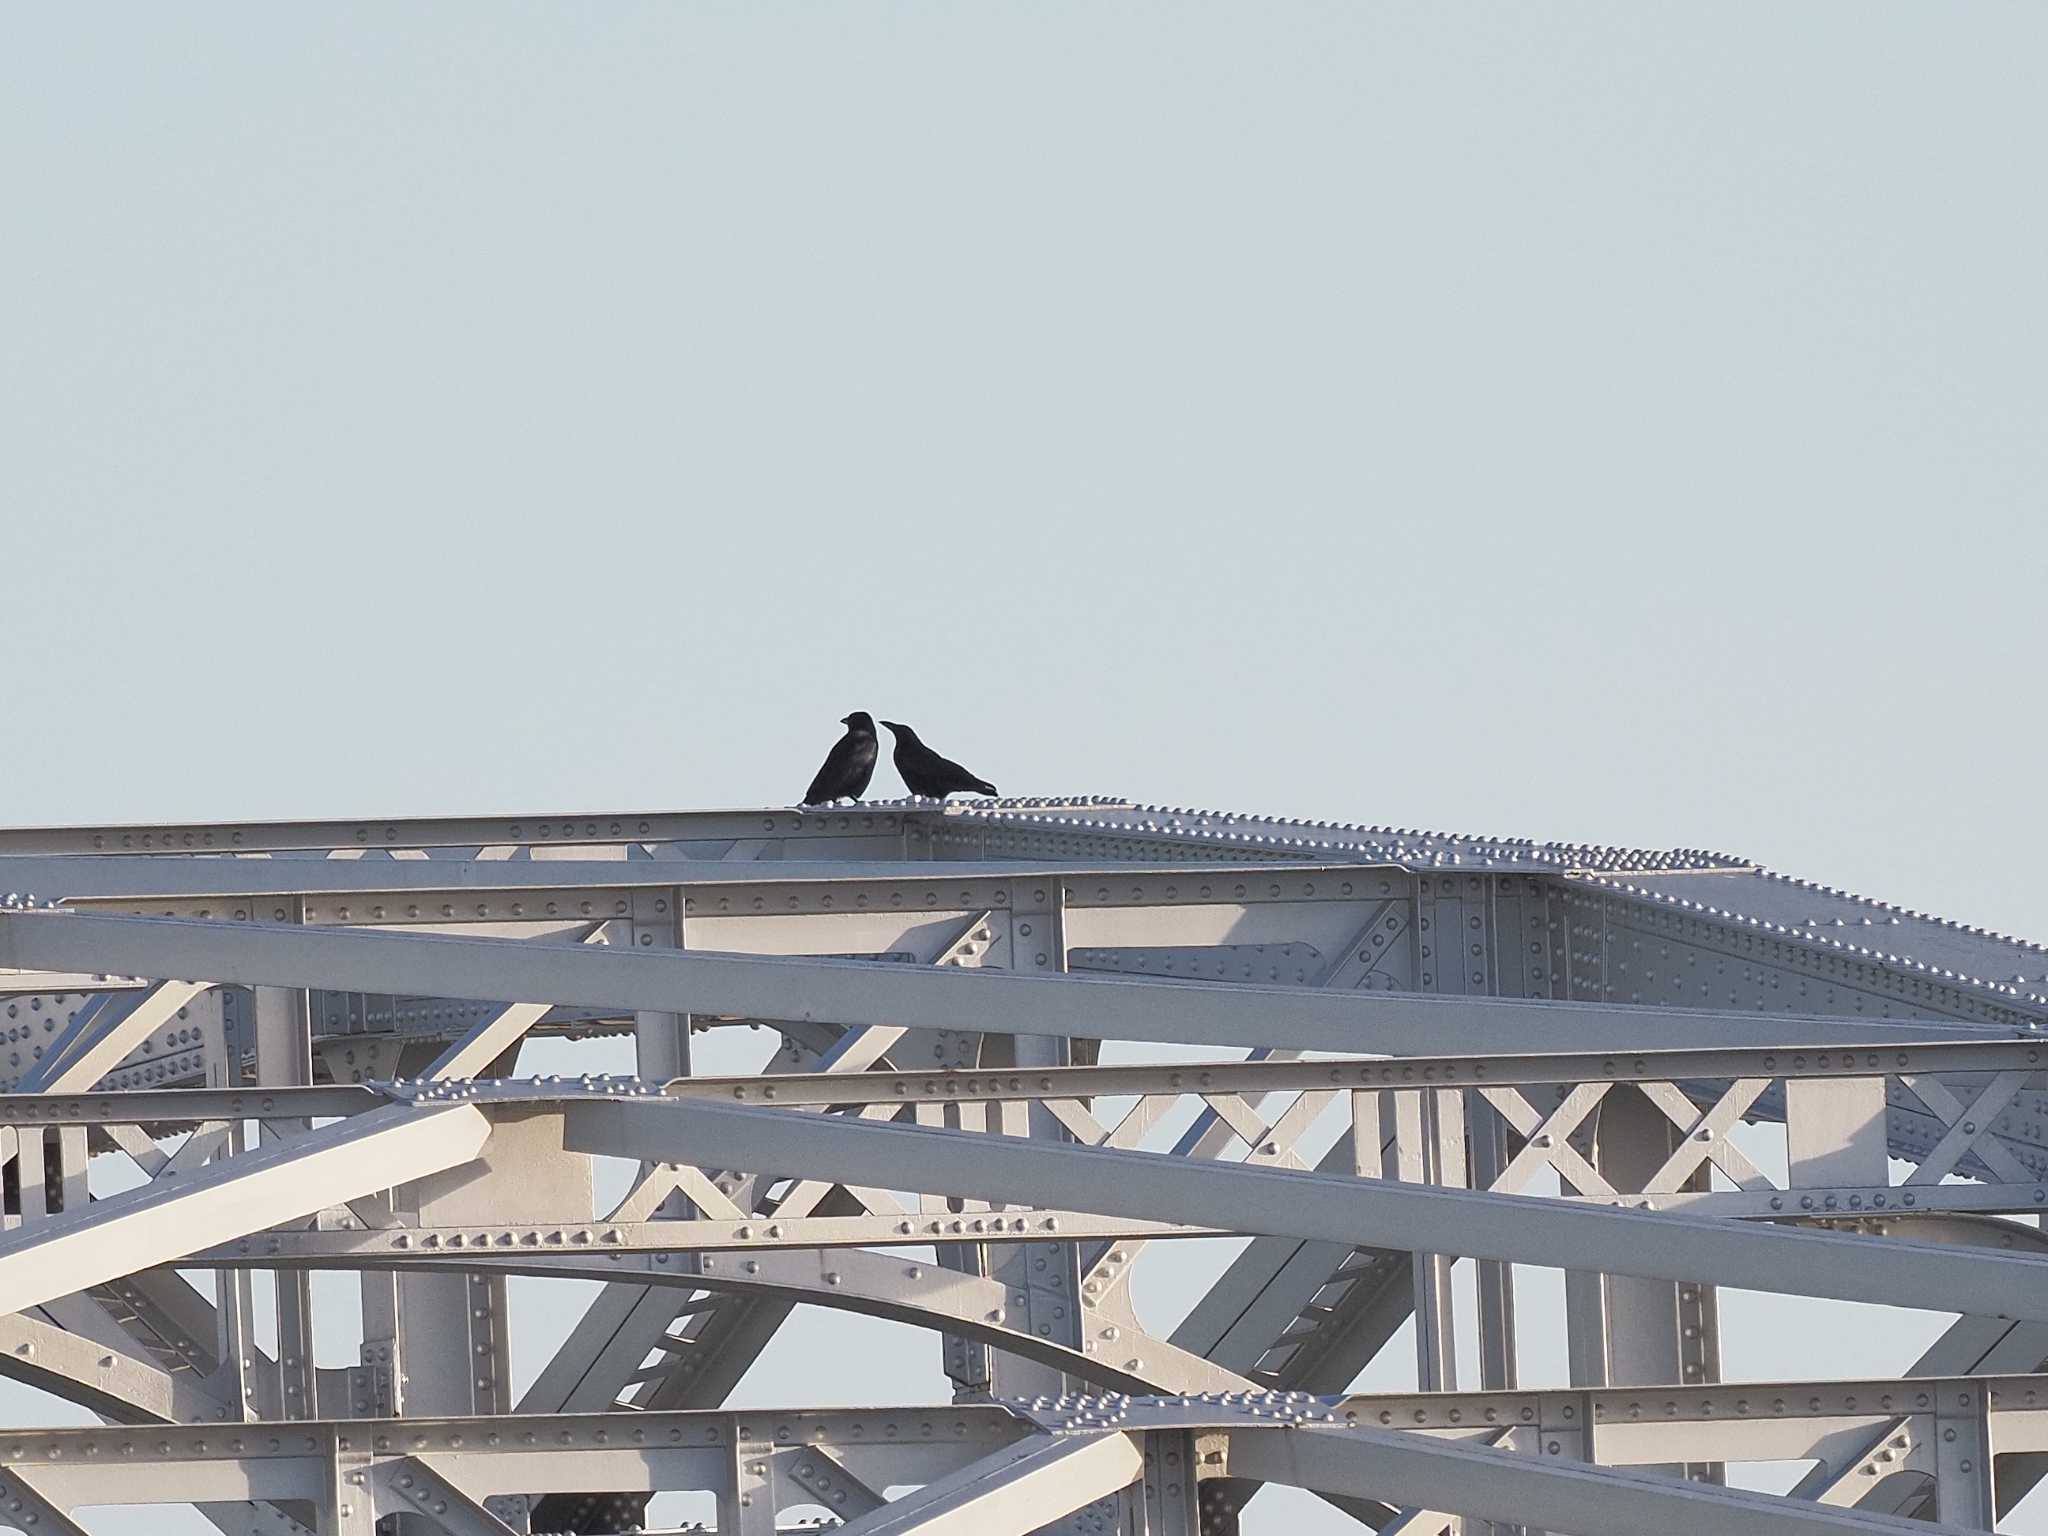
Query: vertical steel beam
[
  {"left": 1565, "top": 1085, "right": 1721, "bottom": 1487},
  {"left": 1934, "top": 1391, "right": 1996, "bottom": 1530},
  {"left": 632, "top": 888, "right": 692, "bottom": 1208},
  {"left": 1134, "top": 1430, "right": 1206, "bottom": 1536},
  {"left": 1467, "top": 1091, "right": 1518, "bottom": 1393},
  {"left": 256, "top": 983, "right": 321, "bottom": 1420},
  {"left": 1568, "top": 1088, "right": 1678, "bottom": 1382},
  {"left": 981, "top": 885, "right": 1081, "bottom": 1403},
  {"left": 722, "top": 1437, "right": 779, "bottom": 1536},
  {"left": 323, "top": 1444, "right": 378, "bottom": 1536},
  {"left": 1397, "top": 1088, "right": 1462, "bottom": 1394},
  {"left": 356, "top": 1268, "right": 402, "bottom": 1419},
  {"left": 206, "top": 1019, "right": 272, "bottom": 1423}
]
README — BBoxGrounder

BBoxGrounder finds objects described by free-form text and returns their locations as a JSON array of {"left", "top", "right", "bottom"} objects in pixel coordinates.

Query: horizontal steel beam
[
  {"left": 193, "top": 1190, "right": 2048, "bottom": 1268},
  {"left": 0, "top": 970, "right": 151, "bottom": 996},
  {"left": 0, "top": 911, "right": 2010, "bottom": 1054},
  {"left": 0, "top": 1379, "right": 2030, "bottom": 1466},
  {"left": 1056, "top": 1376, "right": 2029, "bottom": 1483},
  {"left": 184, "top": 1179, "right": 2048, "bottom": 1271},
  {"left": 0, "top": 1084, "right": 383, "bottom": 1125},
  {"left": 0, "top": 805, "right": 927, "bottom": 858},
  {"left": 192, "top": 1211, "right": 1213, "bottom": 1264},
  {"left": 2, "top": 1401, "right": 1985, "bottom": 1536},
  {"left": 11, "top": 1407, "right": 1028, "bottom": 1512},
  {"left": 0, "top": 799, "right": 1751, "bottom": 877},
  {"left": 0, "top": 1380, "right": 2030, "bottom": 1528},
  {"left": 31, "top": 857, "right": 1231, "bottom": 904},
  {"left": 659, "top": 1038, "right": 2048, "bottom": 1105}
]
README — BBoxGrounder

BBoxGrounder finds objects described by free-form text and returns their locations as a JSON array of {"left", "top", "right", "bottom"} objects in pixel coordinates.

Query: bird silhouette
[
  {"left": 802, "top": 712, "right": 879, "bottom": 806},
  {"left": 880, "top": 721, "right": 998, "bottom": 799}
]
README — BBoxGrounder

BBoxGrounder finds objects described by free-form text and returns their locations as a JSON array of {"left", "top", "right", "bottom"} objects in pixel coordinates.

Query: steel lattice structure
[{"left": 2, "top": 797, "right": 2048, "bottom": 1536}]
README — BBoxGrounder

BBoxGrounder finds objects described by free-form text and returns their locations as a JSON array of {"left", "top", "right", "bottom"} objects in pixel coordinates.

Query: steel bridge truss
[{"left": 2, "top": 798, "right": 2048, "bottom": 1535}]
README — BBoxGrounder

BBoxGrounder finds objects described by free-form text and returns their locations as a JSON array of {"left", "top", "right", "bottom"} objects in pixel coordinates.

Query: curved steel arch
[{"left": 183, "top": 1245, "right": 1258, "bottom": 1399}]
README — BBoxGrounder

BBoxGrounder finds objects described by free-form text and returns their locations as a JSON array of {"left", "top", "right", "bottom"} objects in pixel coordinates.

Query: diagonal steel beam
[
  {"left": 0, "top": 909, "right": 2011, "bottom": 1054},
  {"left": 520, "top": 916, "right": 997, "bottom": 1439},
  {"left": 19, "top": 978, "right": 211, "bottom": 1093},
  {"left": 1229, "top": 1423, "right": 1980, "bottom": 1536},
  {"left": 0, "top": 1463, "right": 95, "bottom": 1536},
  {"left": 0, "top": 1310, "right": 229, "bottom": 1423},
  {"left": 0, "top": 1103, "right": 491, "bottom": 1317},
  {"left": 560, "top": 1097, "right": 2048, "bottom": 1323},
  {"left": 829, "top": 1431, "right": 1145, "bottom": 1536},
  {"left": 0, "top": 1316, "right": 315, "bottom": 1536},
  {"left": 1785, "top": 1418, "right": 1928, "bottom": 1510},
  {"left": 424, "top": 922, "right": 611, "bottom": 1079},
  {"left": 378, "top": 1457, "right": 521, "bottom": 1536}
]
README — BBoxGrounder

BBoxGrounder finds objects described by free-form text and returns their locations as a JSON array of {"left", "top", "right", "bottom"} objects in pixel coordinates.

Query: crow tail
[{"left": 971, "top": 778, "right": 998, "bottom": 798}]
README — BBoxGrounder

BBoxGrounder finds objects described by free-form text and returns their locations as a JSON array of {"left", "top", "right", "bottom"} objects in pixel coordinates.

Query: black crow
[
  {"left": 880, "top": 721, "right": 998, "bottom": 799},
  {"left": 802, "top": 712, "right": 879, "bottom": 806}
]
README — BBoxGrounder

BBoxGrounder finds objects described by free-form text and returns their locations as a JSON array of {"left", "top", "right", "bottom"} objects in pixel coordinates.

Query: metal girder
[
  {"left": 191, "top": 1210, "right": 1209, "bottom": 1262},
  {"left": 1227, "top": 1423, "right": 1977, "bottom": 1536},
  {"left": 19, "top": 978, "right": 213, "bottom": 1093},
  {"left": 0, "top": 1311, "right": 313, "bottom": 1536},
  {"left": 560, "top": 1097, "right": 2048, "bottom": 1321},
  {"left": 515, "top": 1278, "right": 798, "bottom": 1420},
  {"left": 0, "top": 1085, "right": 388, "bottom": 1124},
  {"left": 228, "top": 1240, "right": 1253, "bottom": 1401},
  {"left": 0, "top": 1384, "right": 2040, "bottom": 1531},
  {"left": 374, "top": 1457, "right": 521, "bottom": 1536},
  {"left": 661, "top": 1036, "right": 2048, "bottom": 1104},
  {"left": 450, "top": 1062, "right": 2028, "bottom": 1215},
  {"left": 2, "top": 1405, "right": 1036, "bottom": 1514},
  {"left": 423, "top": 922, "right": 611, "bottom": 1078},
  {"left": 176, "top": 1139, "right": 2048, "bottom": 1256},
  {"left": 0, "top": 1462, "right": 96, "bottom": 1536},
  {"left": 827, "top": 1432, "right": 1145, "bottom": 1536},
  {"left": 679, "top": 1246, "right": 1249, "bottom": 1395},
  {"left": 31, "top": 854, "right": 2041, "bottom": 1047},
  {"left": 1173, "top": 1128, "right": 1410, "bottom": 1388},
  {"left": 0, "top": 1309, "right": 230, "bottom": 1423},
  {"left": 0, "top": 910, "right": 2012, "bottom": 1053},
  {"left": 28, "top": 856, "right": 1198, "bottom": 902},
  {"left": 7, "top": 796, "right": 2039, "bottom": 1005},
  {"left": 0, "top": 798, "right": 1728, "bottom": 877},
  {"left": 1562, "top": 877, "right": 2047, "bottom": 1028},
  {"left": 0, "top": 1102, "right": 491, "bottom": 1316},
  {"left": 0, "top": 805, "right": 925, "bottom": 858}
]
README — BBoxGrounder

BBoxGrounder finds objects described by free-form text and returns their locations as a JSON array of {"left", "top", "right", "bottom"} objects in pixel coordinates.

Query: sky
[{"left": 3, "top": 4, "right": 2046, "bottom": 1531}]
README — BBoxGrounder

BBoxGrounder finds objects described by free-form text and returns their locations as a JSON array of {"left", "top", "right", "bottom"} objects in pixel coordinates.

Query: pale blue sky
[{"left": 4, "top": 5, "right": 2046, "bottom": 1531}]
